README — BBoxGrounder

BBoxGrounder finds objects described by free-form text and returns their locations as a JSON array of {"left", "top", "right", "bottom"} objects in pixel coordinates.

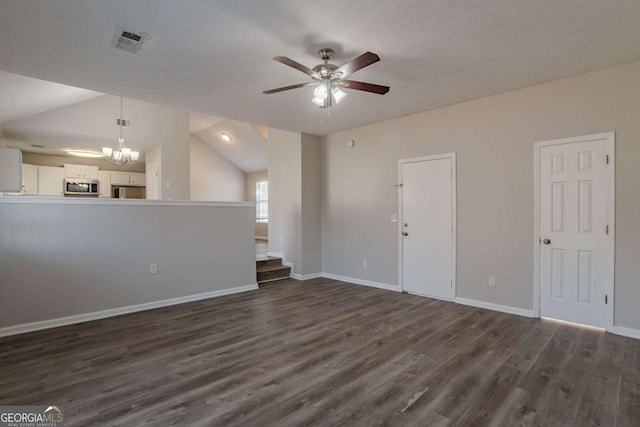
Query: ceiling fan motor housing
[
  {"left": 315, "top": 49, "right": 342, "bottom": 79},
  {"left": 313, "top": 63, "right": 339, "bottom": 79}
]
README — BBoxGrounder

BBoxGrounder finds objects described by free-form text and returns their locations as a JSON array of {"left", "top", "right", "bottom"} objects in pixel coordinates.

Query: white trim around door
[
  {"left": 533, "top": 132, "right": 615, "bottom": 330},
  {"left": 398, "top": 153, "right": 457, "bottom": 300}
]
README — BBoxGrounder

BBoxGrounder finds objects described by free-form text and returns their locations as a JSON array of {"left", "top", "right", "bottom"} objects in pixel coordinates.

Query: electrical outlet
[
  {"left": 150, "top": 264, "right": 158, "bottom": 274},
  {"left": 488, "top": 276, "right": 496, "bottom": 287},
  {"left": 362, "top": 260, "right": 368, "bottom": 269}
]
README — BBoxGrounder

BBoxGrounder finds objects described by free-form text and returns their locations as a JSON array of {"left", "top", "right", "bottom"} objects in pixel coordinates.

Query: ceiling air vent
[
  {"left": 116, "top": 118, "right": 131, "bottom": 127},
  {"left": 111, "top": 27, "right": 148, "bottom": 54}
]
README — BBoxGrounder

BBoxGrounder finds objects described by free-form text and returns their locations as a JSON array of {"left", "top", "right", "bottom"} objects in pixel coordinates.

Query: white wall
[
  {"left": 246, "top": 170, "right": 268, "bottom": 238},
  {"left": 301, "top": 134, "right": 322, "bottom": 275},
  {"left": 267, "top": 129, "right": 322, "bottom": 276},
  {"left": 190, "top": 135, "right": 246, "bottom": 202},
  {"left": 158, "top": 109, "right": 190, "bottom": 201},
  {"left": 268, "top": 128, "right": 301, "bottom": 272},
  {"left": 322, "top": 60, "right": 640, "bottom": 330},
  {"left": 0, "top": 199, "right": 256, "bottom": 330}
]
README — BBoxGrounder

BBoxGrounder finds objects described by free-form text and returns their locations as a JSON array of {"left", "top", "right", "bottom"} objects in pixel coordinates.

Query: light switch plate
[{"left": 390, "top": 214, "right": 398, "bottom": 223}]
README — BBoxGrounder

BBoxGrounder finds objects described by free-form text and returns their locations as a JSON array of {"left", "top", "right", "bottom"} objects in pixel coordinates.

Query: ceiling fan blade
[
  {"left": 333, "top": 52, "right": 380, "bottom": 79},
  {"left": 273, "top": 56, "right": 319, "bottom": 79},
  {"left": 263, "top": 82, "right": 316, "bottom": 95},
  {"left": 338, "top": 80, "right": 390, "bottom": 95}
]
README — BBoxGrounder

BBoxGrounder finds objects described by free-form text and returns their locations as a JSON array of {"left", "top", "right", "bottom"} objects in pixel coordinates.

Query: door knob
[
  {"left": 543, "top": 238, "right": 551, "bottom": 245},
  {"left": 402, "top": 232, "right": 409, "bottom": 236}
]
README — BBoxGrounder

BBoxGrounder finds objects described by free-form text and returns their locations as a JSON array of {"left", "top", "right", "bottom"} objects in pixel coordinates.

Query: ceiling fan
[{"left": 263, "top": 48, "right": 390, "bottom": 108}]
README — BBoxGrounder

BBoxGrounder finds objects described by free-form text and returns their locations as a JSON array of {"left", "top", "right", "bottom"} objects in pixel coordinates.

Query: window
[{"left": 256, "top": 181, "right": 268, "bottom": 223}]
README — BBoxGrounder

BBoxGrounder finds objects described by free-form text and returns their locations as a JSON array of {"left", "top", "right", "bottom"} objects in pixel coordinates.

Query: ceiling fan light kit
[{"left": 263, "top": 48, "right": 389, "bottom": 109}]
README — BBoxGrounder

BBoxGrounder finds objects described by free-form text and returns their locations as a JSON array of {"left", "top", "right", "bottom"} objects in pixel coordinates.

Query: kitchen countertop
[{"left": 0, "top": 196, "right": 254, "bottom": 207}]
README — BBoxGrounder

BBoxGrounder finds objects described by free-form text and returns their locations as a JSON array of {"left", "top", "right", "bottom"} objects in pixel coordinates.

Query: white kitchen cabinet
[
  {"left": 21, "top": 164, "right": 38, "bottom": 195},
  {"left": 129, "top": 172, "right": 146, "bottom": 186},
  {"left": 110, "top": 171, "right": 130, "bottom": 185},
  {"left": 98, "top": 170, "right": 111, "bottom": 197},
  {"left": 37, "top": 166, "right": 65, "bottom": 196},
  {"left": 64, "top": 163, "right": 99, "bottom": 179},
  {"left": 110, "top": 171, "right": 146, "bottom": 186}
]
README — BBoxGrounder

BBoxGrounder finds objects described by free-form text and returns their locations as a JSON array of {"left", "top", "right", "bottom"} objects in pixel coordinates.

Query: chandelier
[{"left": 102, "top": 97, "right": 139, "bottom": 165}]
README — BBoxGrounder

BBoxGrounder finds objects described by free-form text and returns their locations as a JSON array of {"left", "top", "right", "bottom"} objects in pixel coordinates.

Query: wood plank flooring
[{"left": 1, "top": 278, "right": 639, "bottom": 426}]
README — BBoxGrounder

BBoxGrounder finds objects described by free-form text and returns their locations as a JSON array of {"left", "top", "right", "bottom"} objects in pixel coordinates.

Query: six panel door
[{"left": 539, "top": 138, "right": 609, "bottom": 327}]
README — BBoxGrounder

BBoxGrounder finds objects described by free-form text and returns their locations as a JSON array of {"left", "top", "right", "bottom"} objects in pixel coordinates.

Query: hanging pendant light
[{"left": 102, "top": 97, "right": 139, "bottom": 165}]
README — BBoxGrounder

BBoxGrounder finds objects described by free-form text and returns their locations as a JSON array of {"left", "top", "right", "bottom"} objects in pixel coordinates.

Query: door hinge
[
  {"left": 606, "top": 155, "right": 609, "bottom": 165},
  {"left": 605, "top": 294, "right": 608, "bottom": 304},
  {"left": 606, "top": 225, "right": 609, "bottom": 235}
]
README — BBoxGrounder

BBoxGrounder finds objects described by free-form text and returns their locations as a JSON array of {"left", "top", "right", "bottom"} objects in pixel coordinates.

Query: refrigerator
[
  {"left": 0, "top": 148, "right": 22, "bottom": 193},
  {"left": 113, "top": 186, "right": 146, "bottom": 199}
]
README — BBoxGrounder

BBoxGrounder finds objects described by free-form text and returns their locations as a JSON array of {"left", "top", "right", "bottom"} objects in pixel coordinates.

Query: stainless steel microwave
[{"left": 63, "top": 178, "right": 99, "bottom": 196}]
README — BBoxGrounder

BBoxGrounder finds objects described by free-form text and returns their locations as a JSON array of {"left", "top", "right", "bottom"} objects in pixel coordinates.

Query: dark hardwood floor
[{"left": 1, "top": 278, "right": 638, "bottom": 426}]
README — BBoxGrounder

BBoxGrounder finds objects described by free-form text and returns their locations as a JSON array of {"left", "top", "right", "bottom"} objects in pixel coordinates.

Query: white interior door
[
  {"left": 539, "top": 136, "right": 611, "bottom": 327},
  {"left": 400, "top": 155, "right": 455, "bottom": 300},
  {"left": 146, "top": 161, "right": 159, "bottom": 200}
]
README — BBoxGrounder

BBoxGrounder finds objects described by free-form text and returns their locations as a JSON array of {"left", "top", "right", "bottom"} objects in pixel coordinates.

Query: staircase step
[
  {"left": 256, "top": 256, "right": 283, "bottom": 268},
  {"left": 257, "top": 264, "right": 291, "bottom": 283}
]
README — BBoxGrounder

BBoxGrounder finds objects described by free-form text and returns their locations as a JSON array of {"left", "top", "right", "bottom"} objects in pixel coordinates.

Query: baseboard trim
[
  {"left": 407, "top": 291, "right": 453, "bottom": 303},
  {"left": 610, "top": 326, "right": 640, "bottom": 340},
  {"left": 267, "top": 251, "right": 284, "bottom": 258},
  {"left": 255, "top": 236, "right": 268, "bottom": 240},
  {"left": 290, "top": 272, "right": 323, "bottom": 281},
  {"left": 454, "top": 297, "right": 534, "bottom": 318},
  {"left": 321, "top": 273, "right": 399, "bottom": 292},
  {"left": 0, "top": 284, "right": 259, "bottom": 338}
]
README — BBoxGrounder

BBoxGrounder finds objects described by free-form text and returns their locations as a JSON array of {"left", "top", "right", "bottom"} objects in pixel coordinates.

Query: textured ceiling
[
  {"left": 195, "top": 120, "right": 268, "bottom": 174},
  {"left": 1, "top": 1, "right": 640, "bottom": 135},
  {"left": 189, "top": 112, "right": 224, "bottom": 134},
  {"left": 0, "top": 71, "right": 101, "bottom": 125}
]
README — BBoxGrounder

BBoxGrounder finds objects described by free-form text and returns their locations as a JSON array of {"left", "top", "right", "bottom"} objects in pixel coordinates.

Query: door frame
[
  {"left": 398, "top": 152, "right": 457, "bottom": 300},
  {"left": 533, "top": 132, "right": 615, "bottom": 329}
]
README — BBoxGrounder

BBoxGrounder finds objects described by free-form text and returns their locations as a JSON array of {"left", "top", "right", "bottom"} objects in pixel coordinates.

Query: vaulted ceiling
[
  {"left": 1, "top": 1, "right": 640, "bottom": 136},
  {"left": 0, "top": 71, "right": 101, "bottom": 125},
  {"left": 1, "top": 79, "right": 267, "bottom": 173}
]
